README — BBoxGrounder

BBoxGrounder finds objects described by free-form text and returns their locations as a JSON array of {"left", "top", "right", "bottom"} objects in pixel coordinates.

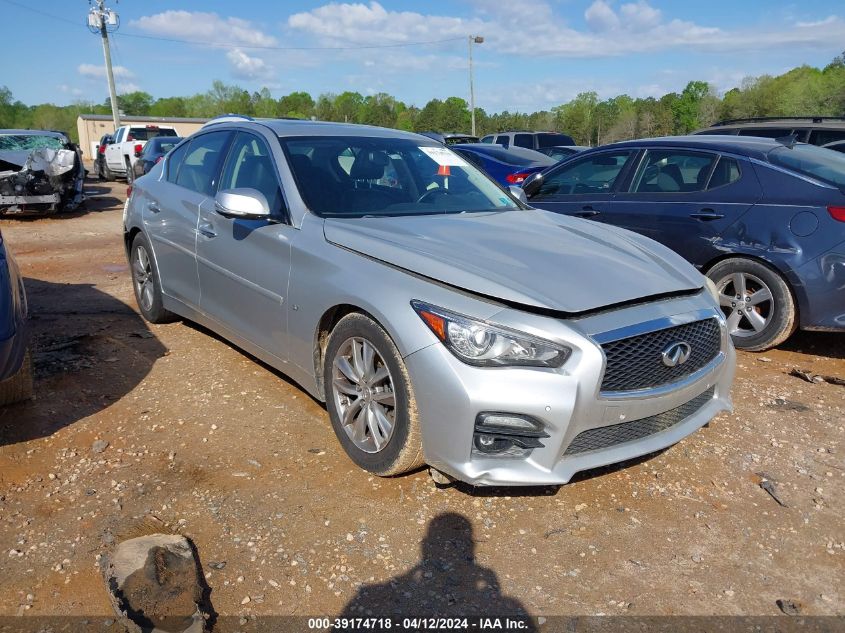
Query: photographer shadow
[{"left": 335, "top": 512, "right": 536, "bottom": 632}]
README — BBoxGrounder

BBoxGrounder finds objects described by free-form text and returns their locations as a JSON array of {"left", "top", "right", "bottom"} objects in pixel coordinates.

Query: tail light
[
  {"left": 829, "top": 206, "right": 845, "bottom": 222},
  {"left": 126, "top": 185, "right": 133, "bottom": 198},
  {"left": 155, "top": 156, "right": 163, "bottom": 164},
  {"left": 506, "top": 172, "right": 531, "bottom": 184},
  {"left": 98, "top": 144, "right": 106, "bottom": 154},
  {"left": 134, "top": 144, "right": 143, "bottom": 155}
]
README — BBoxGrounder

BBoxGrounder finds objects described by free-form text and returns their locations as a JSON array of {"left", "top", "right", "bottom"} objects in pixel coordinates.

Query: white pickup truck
[{"left": 103, "top": 124, "right": 178, "bottom": 181}]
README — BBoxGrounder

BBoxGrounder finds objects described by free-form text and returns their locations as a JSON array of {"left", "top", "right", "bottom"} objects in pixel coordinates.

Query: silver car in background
[{"left": 123, "top": 118, "right": 735, "bottom": 486}]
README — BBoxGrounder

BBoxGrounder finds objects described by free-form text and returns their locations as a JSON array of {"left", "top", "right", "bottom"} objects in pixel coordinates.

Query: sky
[{"left": 3, "top": 0, "right": 845, "bottom": 113}]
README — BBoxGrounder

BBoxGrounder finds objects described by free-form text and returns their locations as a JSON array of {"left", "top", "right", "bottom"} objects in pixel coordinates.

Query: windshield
[
  {"left": 769, "top": 144, "right": 845, "bottom": 188},
  {"left": 0, "top": 134, "right": 64, "bottom": 152},
  {"left": 280, "top": 136, "right": 522, "bottom": 218}
]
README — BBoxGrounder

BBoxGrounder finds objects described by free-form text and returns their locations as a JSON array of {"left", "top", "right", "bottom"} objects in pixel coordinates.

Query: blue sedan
[
  {"left": 451, "top": 144, "right": 556, "bottom": 188},
  {"left": 0, "top": 227, "right": 32, "bottom": 404},
  {"left": 522, "top": 135, "right": 845, "bottom": 351}
]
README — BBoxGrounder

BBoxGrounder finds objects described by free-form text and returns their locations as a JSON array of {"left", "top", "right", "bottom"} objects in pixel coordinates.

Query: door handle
[
  {"left": 148, "top": 201, "right": 161, "bottom": 213},
  {"left": 197, "top": 222, "right": 217, "bottom": 238},
  {"left": 574, "top": 205, "right": 600, "bottom": 218},
  {"left": 690, "top": 210, "right": 724, "bottom": 221}
]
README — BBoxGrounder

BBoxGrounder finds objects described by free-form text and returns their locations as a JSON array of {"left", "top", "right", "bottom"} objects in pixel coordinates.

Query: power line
[
  {"left": 113, "top": 31, "right": 467, "bottom": 51},
  {"left": 0, "top": 0, "right": 466, "bottom": 51}
]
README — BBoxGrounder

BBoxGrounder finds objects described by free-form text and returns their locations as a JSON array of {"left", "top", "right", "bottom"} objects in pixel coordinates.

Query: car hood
[
  {"left": 323, "top": 209, "right": 704, "bottom": 314},
  {"left": 0, "top": 150, "right": 33, "bottom": 169}
]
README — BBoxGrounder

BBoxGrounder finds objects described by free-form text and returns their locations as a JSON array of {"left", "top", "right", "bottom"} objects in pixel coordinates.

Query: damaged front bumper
[{"left": 0, "top": 146, "right": 85, "bottom": 215}]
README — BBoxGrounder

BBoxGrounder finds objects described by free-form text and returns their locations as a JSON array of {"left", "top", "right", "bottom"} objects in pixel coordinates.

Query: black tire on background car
[
  {"left": 324, "top": 313, "right": 424, "bottom": 476},
  {"left": 707, "top": 257, "right": 797, "bottom": 352},
  {"left": 130, "top": 233, "right": 176, "bottom": 324},
  {"left": 0, "top": 348, "right": 34, "bottom": 406},
  {"left": 125, "top": 158, "right": 135, "bottom": 184},
  {"left": 102, "top": 160, "right": 114, "bottom": 181}
]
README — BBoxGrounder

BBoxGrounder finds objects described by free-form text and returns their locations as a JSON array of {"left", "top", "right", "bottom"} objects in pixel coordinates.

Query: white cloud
[
  {"left": 77, "top": 64, "right": 134, "bottom": 80},
  {"left": 130, "top": 11, "right": 277, "bottom": 47},
  {"left": 117, "top": 82, "right": 142, "bottom": 95},
  {"left": 289, "top": 0, "right": 845, "bottom": 59},
  {"left": 288, "top": 1, "right": 484, "bottom": 44},
  {"left": 226, "top": 48, "right": 274, "bottom": 80},
  {"left": 585, "top": 1, "right": 620, "bottom": 32}
]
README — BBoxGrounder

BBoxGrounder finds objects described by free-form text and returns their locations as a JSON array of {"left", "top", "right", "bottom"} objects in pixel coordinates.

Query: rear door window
[
  {"left": 174, "top": 131, "right": 232, "bottom": 196},
  {"left": 480, "top": 135, "right": 494, "bottom": 144},
  {"left": 494, "top": 135, "right": 510, "bottom": 148},
  {"left": 630, "top": 150, "right": 717, "bottom": 193},
  {"left": 536, "top": 133, "right": 575, "bottom": 147},
  {"left": 536, "top": 151, "right": 633, "bottom": 197},
  {"left": 513, "top": 134, "right": 533, "bottom": 149}
]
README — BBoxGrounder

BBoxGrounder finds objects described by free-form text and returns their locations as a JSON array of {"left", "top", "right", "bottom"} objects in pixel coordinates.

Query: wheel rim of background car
[
  {"left": 716, "top": 272, "right": 774, "bottom": 338},
  {"left": 331, "top": 337, "right": 397, "bottom": 454},
  {"left": 132, "top": 245, "right": 155, "bottom": 312}
]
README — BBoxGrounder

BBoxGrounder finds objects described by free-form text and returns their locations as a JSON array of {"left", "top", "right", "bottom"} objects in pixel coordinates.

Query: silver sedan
[{"left": 123, "top": 118, "right": 735, "bottom": 486}]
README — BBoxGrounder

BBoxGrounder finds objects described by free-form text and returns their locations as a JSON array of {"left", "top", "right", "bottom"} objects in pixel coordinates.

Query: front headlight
[
  {"left": 411, "top": 301, "right": 570, "bottom": 368},
  {"left": 704, "top": 276, "right": 720, "bottom": 305}
]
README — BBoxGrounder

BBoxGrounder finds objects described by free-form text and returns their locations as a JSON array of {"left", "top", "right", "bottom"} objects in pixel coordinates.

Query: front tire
[
  {"left": 324, "top": 313, "right": 424, "bottom": 476},
  {"left": 0, "top": 348, "right": 34, "bottom": 405},
  {"left": 130, "top": 233, "right": 176, "bottom": 324},
  {"left": 707, "top": 258, "right": 797, "bottom": 351}
]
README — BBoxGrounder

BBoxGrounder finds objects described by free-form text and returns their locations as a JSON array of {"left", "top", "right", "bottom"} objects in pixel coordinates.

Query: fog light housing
[{"left": 472, "top": 412, "right": 549, "bottom": 457}]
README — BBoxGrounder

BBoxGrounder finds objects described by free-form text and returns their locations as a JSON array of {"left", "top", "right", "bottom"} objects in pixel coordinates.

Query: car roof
[
  {"left": 211, "top": 118, "right": 435, "bottom": 142},
  {"left": 590, "top": 135, "right": 785, "bottom": 160},
  {"left": 706, "top": 117, "right": 845, "bottom": 128},
  {"left": 452, "top": 143, "right": 555, "bottom": 163}
]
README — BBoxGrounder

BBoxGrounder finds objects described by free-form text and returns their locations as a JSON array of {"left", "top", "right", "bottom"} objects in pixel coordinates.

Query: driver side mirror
[
  {"left": 215, "top": 188, "right": 271, "bottom": 219},
  {"left": 520, "top": 172, "right": 543, "bottom": 198}
]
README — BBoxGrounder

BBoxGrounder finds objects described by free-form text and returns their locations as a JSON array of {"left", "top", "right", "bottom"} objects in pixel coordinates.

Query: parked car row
[{"left": 123, "top": 117, "right": 735, "bottom": 486}]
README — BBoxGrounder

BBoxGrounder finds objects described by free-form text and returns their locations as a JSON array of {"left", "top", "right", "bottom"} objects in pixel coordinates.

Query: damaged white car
[{"left": 0, "top": 130, "right": 85, "bottom": 215}]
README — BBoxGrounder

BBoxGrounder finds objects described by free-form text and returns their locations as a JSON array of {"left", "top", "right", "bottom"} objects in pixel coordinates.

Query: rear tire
[
  {"left": 102, "top": 161, "right": 114, "bottom": 181},
  {"left": 707, "top": 258, "right": 797, "bottom": 351},
  {"left": 324, "top": 313, "right": 424, "bottom": 476},
  {"left": 130, "top": 233, "right": 176, "bottom": 324},
  {"left": 0, "top": 349, "right": 34, "bottom": 406}
]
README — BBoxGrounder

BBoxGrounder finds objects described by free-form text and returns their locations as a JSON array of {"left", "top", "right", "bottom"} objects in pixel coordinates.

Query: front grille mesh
[
  {"left": 600, "top": 318, "right": 721, "bottom": 392},
  {"left": 564, "top": 387, "right": 715, "bottom": 456}
]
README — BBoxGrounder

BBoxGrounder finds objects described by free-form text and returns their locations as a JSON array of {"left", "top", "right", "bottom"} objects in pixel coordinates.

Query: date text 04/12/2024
[{"left": 308, "top": 617, "right": 535, "bottom": 631}]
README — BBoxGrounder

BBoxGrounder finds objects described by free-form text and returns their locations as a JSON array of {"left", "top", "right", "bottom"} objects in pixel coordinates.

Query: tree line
[{"left": 2, "top": 53, "right": 843, "bottom": 146}]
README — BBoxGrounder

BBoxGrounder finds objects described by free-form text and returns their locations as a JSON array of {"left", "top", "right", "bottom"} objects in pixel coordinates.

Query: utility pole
[
  {"left": 88, "top": 0, "right": 121, "bottom": 130},
  {"left": 468, "top": 35, "right": 483, "bottom": 136}
]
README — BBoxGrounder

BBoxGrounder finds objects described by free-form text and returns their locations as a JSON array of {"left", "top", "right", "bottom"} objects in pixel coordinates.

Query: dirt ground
[{"left": 0, "top": 176, "right": 843, "bottom": 621}]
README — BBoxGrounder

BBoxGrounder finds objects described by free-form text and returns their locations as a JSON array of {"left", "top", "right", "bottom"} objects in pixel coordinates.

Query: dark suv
[
  {"left": 694, "top": 117, "right": 845, "bottom": 148},
  {"left": 480, "top": 131, "right": 575, "bottom": 150}
]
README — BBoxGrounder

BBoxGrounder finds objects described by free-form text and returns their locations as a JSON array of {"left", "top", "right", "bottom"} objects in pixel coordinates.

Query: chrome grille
[
  {"left": 564, "top": 387, "right": 715, "bottom": 456},
  {"left": 600, "top": 318, "right": 721, "bottom": 392}
]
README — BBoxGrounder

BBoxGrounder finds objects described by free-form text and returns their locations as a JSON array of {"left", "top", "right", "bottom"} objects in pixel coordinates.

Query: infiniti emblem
[{"left": 661, "top": 341, "right": 692, "bottom": 367}]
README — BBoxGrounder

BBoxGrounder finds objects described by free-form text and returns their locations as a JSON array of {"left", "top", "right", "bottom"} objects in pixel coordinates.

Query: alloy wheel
[
  {"left": 331, "top": 337, "right": 396, "bottom": 453},
  {"left": 132, "top": 244, "right": 155, "bottom": 312},
  {"left": 716, "top": 272, "right": 774, "bottom": 338}
]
